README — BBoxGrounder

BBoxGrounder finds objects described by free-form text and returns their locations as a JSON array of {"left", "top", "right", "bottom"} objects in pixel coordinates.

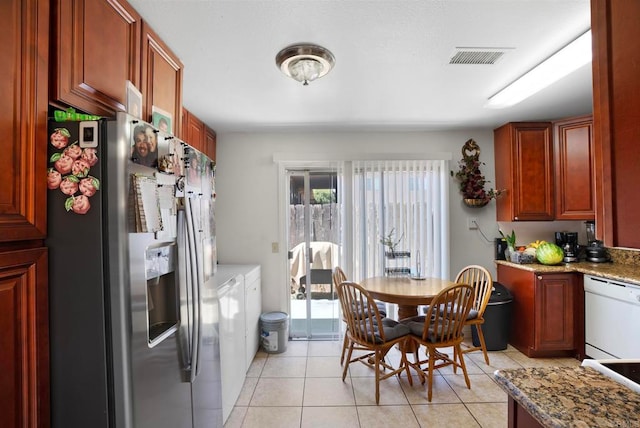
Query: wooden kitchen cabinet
[
  {"left": 183, "top": 108, "right": 217, "bottom": 160},
  {"left": 592, "top": 0, "right": 640, "bottom": 248},
  {"left": 0, "top": 248, "right": 49, "bottom": 428},
  {"left": 205, "top": 126, "right": 217, "bottom": 162},
  {"left": 52, "top": 0, "right": 141, "bottom": 116},
  {"left": 1, "top": 0, "right": 49, "bottom": 243},
  {"left": 1, "top": 2, "right": 50, "bottom": 426},
  {"left": 494, "top": 122, "right": 555, "bottom": 221},
  {"left": 553, "top": 115, "right": 595, "bottom": 220},
  {"left": 497, "top": 264, "right": 578, "bottom": 358},
  {"left": 141, "top": 21, "right": 183, "bottom": 136},
  {"left": 183, "top": 108, "right": 205, "bottom": 152}
]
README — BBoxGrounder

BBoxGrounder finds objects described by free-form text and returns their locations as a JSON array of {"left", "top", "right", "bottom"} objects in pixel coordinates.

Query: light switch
[{"left": 467, "top": 217, "right": 478, "bottom": 230}]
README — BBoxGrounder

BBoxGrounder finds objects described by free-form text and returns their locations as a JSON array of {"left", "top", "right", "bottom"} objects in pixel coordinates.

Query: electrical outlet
[
  {"left": 271, "top": 242, "right": 279, "bottom": 253},
  {"left": 467, "top": 217, "right": 478, "bottom": 230}
]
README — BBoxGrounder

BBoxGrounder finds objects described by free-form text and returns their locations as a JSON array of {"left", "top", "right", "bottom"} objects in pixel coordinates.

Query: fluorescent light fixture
[{"left": 485, "top": 30, "right": 592, "bottom": 109}]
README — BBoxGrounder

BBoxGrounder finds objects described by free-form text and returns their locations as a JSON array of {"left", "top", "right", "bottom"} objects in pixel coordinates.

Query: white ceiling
[{"left": 128, "top": 0, "right": 593, "bottom": 134}]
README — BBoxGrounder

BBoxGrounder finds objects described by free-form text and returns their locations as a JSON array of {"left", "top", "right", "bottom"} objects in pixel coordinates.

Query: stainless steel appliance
[
  {"left": 47, "top": 112, "right": 221, "bottom": 428},
  {"left": 555, "top": 231, "right": 579, "bottom": 262},
  {"left": 585, "top": 240, "right": 610, "bottom": 262},
  {"left": 584, "top": 275, "right": 640, "bottom": 360}
]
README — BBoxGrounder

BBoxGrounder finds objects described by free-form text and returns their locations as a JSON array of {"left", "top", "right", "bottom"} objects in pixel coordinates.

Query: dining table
[{"left": 360, "top": 275, "right": 457, "bottom": 321}]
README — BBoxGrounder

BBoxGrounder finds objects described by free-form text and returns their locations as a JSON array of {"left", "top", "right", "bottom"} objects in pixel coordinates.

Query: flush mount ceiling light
[
  {"left": 276, "top": 43, "right": 335, "bottom": 86},
  {"left": 485, "top": 30, "right": 592, "bottom": 109}
]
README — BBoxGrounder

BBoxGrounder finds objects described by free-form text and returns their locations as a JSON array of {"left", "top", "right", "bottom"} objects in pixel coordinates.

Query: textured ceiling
[{"left": 128, "top": 0, "right": 593, "bottom": 134}]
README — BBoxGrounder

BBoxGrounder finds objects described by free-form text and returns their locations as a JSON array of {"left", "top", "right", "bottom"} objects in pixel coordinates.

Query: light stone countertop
[{"left": 494, "top": 366, "right": 640, "bottom": 427}]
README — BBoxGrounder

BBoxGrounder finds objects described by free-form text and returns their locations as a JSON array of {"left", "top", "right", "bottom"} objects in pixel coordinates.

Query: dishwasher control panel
[{"left": 584, "top": 275, "right": 640, "bottom": 304}]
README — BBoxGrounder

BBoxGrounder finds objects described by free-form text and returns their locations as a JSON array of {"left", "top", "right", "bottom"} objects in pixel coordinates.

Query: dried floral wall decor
[{"left": 452, "top": 139, "right": 503, "bottom": 207}]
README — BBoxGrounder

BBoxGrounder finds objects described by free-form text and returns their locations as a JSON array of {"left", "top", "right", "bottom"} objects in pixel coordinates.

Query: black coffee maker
[{"left": 555, "top": 232, "right": 579, "bottom": 262}]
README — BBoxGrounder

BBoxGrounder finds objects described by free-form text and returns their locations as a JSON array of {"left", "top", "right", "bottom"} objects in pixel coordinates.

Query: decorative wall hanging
[{"left": 452, "top": 139, "right": 503, "bottom": 208}]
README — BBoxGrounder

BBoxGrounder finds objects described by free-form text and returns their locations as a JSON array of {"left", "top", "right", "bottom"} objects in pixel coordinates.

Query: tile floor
[{"left": 223, "top": 337, "right": 581, "bottom": 428}]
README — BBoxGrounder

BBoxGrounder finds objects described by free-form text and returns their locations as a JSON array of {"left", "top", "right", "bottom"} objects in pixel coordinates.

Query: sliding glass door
[{"left": 287, "top": 169, "right": 341, "bottom": 339}]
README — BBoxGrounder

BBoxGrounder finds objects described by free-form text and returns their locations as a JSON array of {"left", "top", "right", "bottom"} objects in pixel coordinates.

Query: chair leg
[
  {"left": 475, "top": 324, "right": 491, "bottom": 365},
  {"left": 374, "top": 350, "right": 381, "bottom": 404},
  {"left": 402, "top": 339, "right": 413, "bottom": 386},
  {"left": 456, "top": 344, "right": 471, "bottom": 389},
  {"left": 342, "top": 342, "right": 354, "bottom": 381},
  {"left": 427, "top": 347, "right": 435, "bottom": 402},
  {"left": 340, "top": 333, "right": 349, "bottom": 365},
  {"left": 413, "top": 346, "right": 425, "bottom": 385},
  {"left": 452, "top": 346, "right": 458, "bottom": 374}
]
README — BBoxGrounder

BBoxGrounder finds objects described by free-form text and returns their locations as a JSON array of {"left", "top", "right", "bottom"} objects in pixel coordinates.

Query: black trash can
[{"left": 472, "top": 282, "right": 513, "bottom": 351}]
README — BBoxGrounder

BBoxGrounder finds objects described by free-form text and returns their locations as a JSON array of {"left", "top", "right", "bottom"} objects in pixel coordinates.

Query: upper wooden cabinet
[
  {"left": 1, "top": 0, "right": 48, "bottom": 243},
  {"left": 52, "top": 0, "right": 141, "bottom": 116},
  {"left": 183, "top": 108, "right": 205, "bottom": 152},
  {"left": 494, "top": 122, "right": 555, "bottom": 221},
  {"left": 141, "top": 21, "right": 183, "bottom": 136},
  {"left": 205, "top": 126, "right": 217, "bottom": 162},
  {"left": 183, "top": 108, "right": 217, "bottom": 161},
  {"left": 553, "top": 115, "right": 595, "bottom": 220},
  {"left": 592, "top": 0, "right": 640, "bottom": 248}
]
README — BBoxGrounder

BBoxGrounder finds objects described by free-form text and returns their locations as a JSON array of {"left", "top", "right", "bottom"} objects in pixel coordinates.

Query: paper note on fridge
[{"left": 133, "top": 174, "right": 162, "bottom": 233}]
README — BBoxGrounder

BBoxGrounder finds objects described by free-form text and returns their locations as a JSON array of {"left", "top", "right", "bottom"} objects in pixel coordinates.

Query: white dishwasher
[{"left": 584, "top": 275, "right": 640, "bottom": 359}]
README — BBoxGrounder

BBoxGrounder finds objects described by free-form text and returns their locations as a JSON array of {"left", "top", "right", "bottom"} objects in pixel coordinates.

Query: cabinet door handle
[{"left": 537, "top": 275, "right": 542, "bottom": 280}]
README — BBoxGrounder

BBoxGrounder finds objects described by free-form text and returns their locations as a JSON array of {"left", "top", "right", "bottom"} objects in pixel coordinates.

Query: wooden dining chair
[
  {"left": 402, "top": 283, "right": 474, "bottom": 401},
  {"left": 332, "top": 267, "right": 350, "bottom": 365},
  {"left": 333, "top": 266, "right": 389, "bottom": 366},
  {"left": 455, "top": 265, "right": 493, "bottom": 365},
  {"left": 336, "top": 281, "right": 413, "bottom": 404}
]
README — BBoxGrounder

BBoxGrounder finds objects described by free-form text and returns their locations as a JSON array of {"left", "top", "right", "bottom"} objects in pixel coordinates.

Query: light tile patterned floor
[{"left": 224, "top": 338, "right": 581, "bottom": 428}]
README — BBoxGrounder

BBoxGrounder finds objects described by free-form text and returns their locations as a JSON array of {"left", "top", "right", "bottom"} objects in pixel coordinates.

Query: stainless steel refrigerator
[{"left": 47, "top": 112, "right": 221, "bottom": 428}]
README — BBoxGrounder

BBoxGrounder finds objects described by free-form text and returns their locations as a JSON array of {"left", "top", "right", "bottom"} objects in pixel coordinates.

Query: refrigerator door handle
[
  {"left": 185, "top": 195, "right": 201, "bottom": 383},
  {"left": 177, "top": 207, "right": 195, "bottom": 381}
]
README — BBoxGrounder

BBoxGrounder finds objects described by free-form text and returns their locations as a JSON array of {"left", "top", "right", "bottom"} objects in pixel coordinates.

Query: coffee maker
[{"left": 555, "top": 232, "right": 579, "bottom": 262}]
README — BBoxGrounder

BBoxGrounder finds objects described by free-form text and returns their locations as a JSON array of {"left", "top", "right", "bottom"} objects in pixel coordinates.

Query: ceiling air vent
[{"left": 449, "top": 47, "right": 511, "bottom": 65}]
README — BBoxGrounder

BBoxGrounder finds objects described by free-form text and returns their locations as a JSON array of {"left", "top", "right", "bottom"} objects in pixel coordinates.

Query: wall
[{"left": 215, "top": 129, "right": 512, "bottom": 313}]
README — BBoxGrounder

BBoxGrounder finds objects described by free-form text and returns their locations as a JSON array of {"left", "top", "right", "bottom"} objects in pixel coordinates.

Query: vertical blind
[{"left": 350, "top": 160, "right": 449, "bottom": 282}]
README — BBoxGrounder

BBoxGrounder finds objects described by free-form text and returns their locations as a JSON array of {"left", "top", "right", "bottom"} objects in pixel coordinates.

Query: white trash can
[{"left": 260, "top": 311, "right": 289, "bottom": 354}]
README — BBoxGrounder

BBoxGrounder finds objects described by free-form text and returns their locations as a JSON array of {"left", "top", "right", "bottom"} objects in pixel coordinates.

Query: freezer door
[{"left": 184, "top": 148, "right": 223, "bottom": 427}]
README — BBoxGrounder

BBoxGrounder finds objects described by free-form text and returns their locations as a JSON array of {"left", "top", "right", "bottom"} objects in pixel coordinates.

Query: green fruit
[{"left": 536, "top": 242, "right": 564, "bottom": 265}]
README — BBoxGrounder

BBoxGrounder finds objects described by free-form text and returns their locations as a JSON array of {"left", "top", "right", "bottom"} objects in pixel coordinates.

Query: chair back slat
[
  {"left": 423, "top": 283, "right": 473, "bottom": 343},
  {"left": 333, "top": 266, "right": 347, "bottom": 289},
  {"left": 455, "top": 265, "right": 493, "bottom": 315}
]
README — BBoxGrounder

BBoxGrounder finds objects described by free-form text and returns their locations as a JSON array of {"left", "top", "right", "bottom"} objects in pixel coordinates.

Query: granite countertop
[
  {"left": 494, "top": 366, "right": 640, "bottom": 427},
  {"left": 495, "top": 260, "right": 640, "bottom": 286}
]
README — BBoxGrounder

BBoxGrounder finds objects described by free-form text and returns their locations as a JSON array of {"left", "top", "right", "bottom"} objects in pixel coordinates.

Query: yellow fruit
[{"left": 528, "top": 240, "right": 546, "bottom": 249}]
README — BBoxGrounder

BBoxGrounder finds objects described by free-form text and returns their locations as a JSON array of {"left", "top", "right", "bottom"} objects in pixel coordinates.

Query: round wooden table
[{"left": 360, "top": 276, "right": 456, "bottom": 320}]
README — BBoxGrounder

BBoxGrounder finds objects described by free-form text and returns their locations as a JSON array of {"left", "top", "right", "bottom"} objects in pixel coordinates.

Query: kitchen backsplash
[{"left": 607, "top": 247, "right": 640, "bottom": 265}]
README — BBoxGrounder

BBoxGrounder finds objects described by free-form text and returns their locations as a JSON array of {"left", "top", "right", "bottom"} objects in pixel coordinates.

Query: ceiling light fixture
[
  {"left": 485, "top": 30, "right": 592, "bottom": 109},
  {"left": 276, "top": 43, "right": 335, "bottom": 86}
]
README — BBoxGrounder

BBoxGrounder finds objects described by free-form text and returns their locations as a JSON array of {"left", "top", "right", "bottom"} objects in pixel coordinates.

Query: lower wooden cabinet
[
  {"left": 497, "top": 264, "right": 578, "bottom": 358},
  {"left": 507, "top": 397, "right": 543, "bottom": 428},
  {"left": 0, "top": 247, "right": 49, "bottom": 428}
]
